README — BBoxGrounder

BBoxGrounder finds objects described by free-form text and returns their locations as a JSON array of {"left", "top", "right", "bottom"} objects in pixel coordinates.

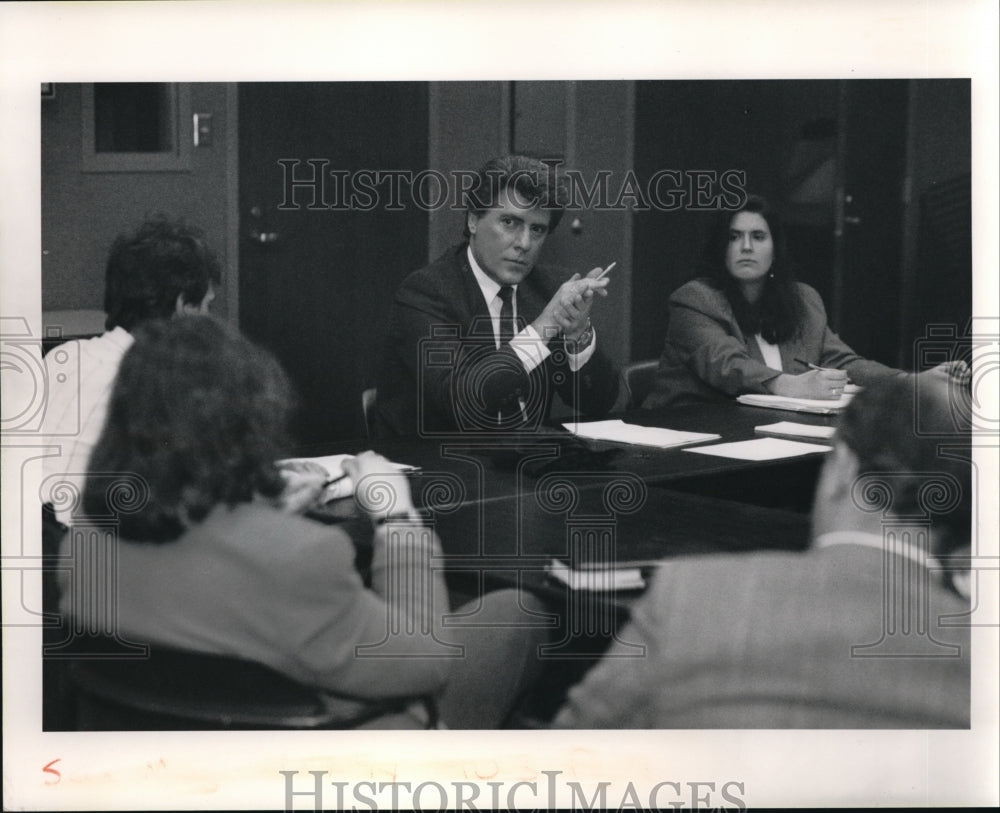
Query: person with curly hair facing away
[
  {"left": 61, "top": 316, "right": 545, "bottom": 729},
  {"left": 43, "top": 214, "right": 220, "bottom": 526}
]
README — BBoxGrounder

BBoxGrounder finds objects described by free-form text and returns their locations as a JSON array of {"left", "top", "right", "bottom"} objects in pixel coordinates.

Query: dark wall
[
  {"left": 630, "top": 79, "right": 971, "bottom": 370},
  {"left": 631, "top": 80, "right": 840, "bottom": 361},
  {"left": 41, "top": 83, "right": 233, "bottom": 319},
  {"left": 903, "top": 80, "right": 971, "bottom": 366}
]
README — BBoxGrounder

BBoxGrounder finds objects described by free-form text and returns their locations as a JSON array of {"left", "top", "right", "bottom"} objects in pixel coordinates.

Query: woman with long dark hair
[{"left": 643, "top": 195, "right": 963, "bottom": 408}]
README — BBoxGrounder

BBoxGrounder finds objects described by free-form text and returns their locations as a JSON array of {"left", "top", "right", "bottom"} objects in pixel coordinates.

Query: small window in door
[{"left": 82, "top": 82, "right": 191, "bottom": 172}]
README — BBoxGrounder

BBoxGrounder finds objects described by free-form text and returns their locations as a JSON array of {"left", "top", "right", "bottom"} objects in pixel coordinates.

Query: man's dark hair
[
  {"left": 699, "top": 194, "right": 806, "bottom": 344},
  {"left": 463, "top": 155, "right": 567, "bottom": 236},
  {"left": 836, "top": 376, "right": 971, "bottom": 557},
  {"left": 83, "top": 315, "right": 293, "bottom": 543},
  {"left": 103, "top": 214, "right": 222, "bottom": 331}
]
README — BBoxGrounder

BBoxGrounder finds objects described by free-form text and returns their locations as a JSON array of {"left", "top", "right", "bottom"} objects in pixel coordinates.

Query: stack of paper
[
  {"left": 546, "top": 559, "right": 646, "bottom": 592},
  {"left": 737, "top": 392, "right": 855, "bottom": 414},
  {"left": 562, "top": 419, "right": 719, "bottom": 448},
  {"left": 278, "top": 453, "right": 417, "bottom": 502},
  {"left": 754, "top": 421, "right": 836, "bottom": 441}
]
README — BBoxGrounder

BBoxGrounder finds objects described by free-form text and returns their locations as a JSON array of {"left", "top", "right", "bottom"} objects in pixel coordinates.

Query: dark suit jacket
[
  {"left": 643, "top": 278, "right": 902, "bottom": 409},
  {"left": 374, "top": 244, "right": 619, "bottom": 437},
  {"left": 554, "top": 541, "right": 970, "bottom": 728}
]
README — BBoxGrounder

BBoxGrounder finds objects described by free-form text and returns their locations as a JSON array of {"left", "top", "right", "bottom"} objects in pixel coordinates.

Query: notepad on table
[
  {"left": 754, "top": 421, "right": 836, "bottom": 441},
  {"left": 562, "top": 419, "right": 719, "bottom": 448},
  {"left": 682, "top": 437, "right": 832, "bottom": 461},
  {"left": 737, "top": 392, "right": 855, "bottom": 414},
  {"left": 545, "top": 559, "right": 647, "bottom": 592},
  {"left": 278, "top": 453, "right": 418, "bottom": 502}
]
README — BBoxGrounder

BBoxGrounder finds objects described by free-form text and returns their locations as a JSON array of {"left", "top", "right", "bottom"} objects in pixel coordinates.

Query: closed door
[{"left": 239, "top": 82, "right": 429, "bottom": 444}]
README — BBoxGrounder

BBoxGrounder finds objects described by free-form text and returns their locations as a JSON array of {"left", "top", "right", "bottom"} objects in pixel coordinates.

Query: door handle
[
  {"left": 247, "top": 205, "right": 280, "bottom": 245},
  {"left": 249, "top": 228, "right": 281, "bottom": 244}
]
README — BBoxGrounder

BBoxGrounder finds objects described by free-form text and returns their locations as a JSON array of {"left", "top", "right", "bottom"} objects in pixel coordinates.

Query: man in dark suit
[
  {"left": 555, "top": 375, "right": 972, "bottom": 728},
  {"left": 374, "top": 155, "right": 619, "bottom": 437}
]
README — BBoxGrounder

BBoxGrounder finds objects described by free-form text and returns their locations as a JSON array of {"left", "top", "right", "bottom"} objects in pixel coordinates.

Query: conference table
[
  {"left": 309, "top": 401, "right": 838, "bottom": 604},
  {"left": 303, "top": 401, "right": 839, "bottom": 716}
]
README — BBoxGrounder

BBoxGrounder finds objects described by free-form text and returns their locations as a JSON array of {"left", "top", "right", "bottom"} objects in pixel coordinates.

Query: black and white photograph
[{"left": 2, "top": 2, "right": 997, "bottom": 810}]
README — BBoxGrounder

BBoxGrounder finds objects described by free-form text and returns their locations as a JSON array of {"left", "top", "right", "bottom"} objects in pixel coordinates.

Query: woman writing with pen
[{"left": 642, "top": 194, "right": 966, "bottom": 409}]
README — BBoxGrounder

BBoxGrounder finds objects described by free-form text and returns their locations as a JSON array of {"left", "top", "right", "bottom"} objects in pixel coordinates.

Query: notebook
[
  {"left": 737, "top": 391, "right": 855, "bottom": 414},
  {"left": 563, "top": 419, "right": 719, "bottom": 448},
  {"left": 754, "top": 421, "right": 837, "bottom": 441},
  {"left": 278, "top": 454, "right": 418, "bottom": 502}
]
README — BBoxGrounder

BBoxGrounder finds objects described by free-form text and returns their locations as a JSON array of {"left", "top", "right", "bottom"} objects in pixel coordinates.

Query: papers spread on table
[
  {"left": 278, "top": 453, "right": 418, "bottom": 502},
  {"left": 754, "top": 421, "right": 836, "bottom": 441},
  {"left": 737, "top": 392, "right": 855, "bottom": 414},
  {"left": 682, "top": 437, "right": 832, "bottom": 461},
  {"left": 546, "top": 559, "right": 647, "bottom": 592},
  {"left": 562, "top": 419, "right": 719, "bottom": 448}
]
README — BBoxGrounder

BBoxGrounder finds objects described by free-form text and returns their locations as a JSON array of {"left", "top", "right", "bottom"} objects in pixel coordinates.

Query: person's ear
[{"left": 466, "top": 212, "right": 478, "bottom": 236}]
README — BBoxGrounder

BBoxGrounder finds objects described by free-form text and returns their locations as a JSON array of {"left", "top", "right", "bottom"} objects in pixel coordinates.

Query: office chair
[
  {"left": 361, "top": 387, "right": 377, "bottom": 439},
  {"left": 46, "top": 511, "right": 435, "bottom": 731},
  {"left": 621, "top": 359, "right": 659, "bottom": 410},
  {"left": 63, "top": 636, "right": 437, "bottom": 730}
]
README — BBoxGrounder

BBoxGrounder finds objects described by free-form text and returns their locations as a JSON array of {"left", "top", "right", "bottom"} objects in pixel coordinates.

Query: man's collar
[
  {"left": 466, "top": 245, "right": 515, "bottom": 303},
  {"left": 815, "top": 530, "right": 931, "bottom": 568}
]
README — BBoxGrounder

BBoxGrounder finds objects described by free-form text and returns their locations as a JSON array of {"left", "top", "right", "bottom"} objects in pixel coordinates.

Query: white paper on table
[
  {"left": 754, "top": 421, "right": 837, "bottom": 440},
  {"left": 562, "top": 419, "right": 719, "bottom": 448},
  {"left": 737, "top": 392, "right": 855, "bottom": 414},
  {"left": 545, "top": 559, "right": 646, "bottom": 592},
  {"left": 682, "top": 437, "right": 832, "bottom": 461},
  {"left": 278, "top": 453, "right": 418, "bottom": 502}
]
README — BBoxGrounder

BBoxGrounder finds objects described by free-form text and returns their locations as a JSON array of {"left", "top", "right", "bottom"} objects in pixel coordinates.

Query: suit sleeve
[
  {"left": 389, "top": 277, "right": 534, "bottom": 425},
  {"left": 551, "top": 335, "right": 620, "bottom": 418},
  {"left": 553, "top": 571, "right": 673, "bottom": 728},
  {"left": 666, "top": 282, "right": 782, "bottom": 395},
  {"left": 269, "top": 522, "right": 451, "bottom": 699},
  {"left": 801, "top": 287, "right": 906, "bottom": 385}
]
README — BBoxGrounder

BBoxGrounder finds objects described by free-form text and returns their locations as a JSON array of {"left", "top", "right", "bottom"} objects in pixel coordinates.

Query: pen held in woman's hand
[{"left": 795, "top": 357, "right": 850, "bottom": 382}]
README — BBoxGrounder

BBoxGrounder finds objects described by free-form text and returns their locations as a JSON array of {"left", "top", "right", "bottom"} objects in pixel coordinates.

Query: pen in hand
[
  {"left": 795, "top": 358, "right": 851, "bottom": 386},
  {"left": 795, "top": 357, "right": 829, "bottom": 372},
  {"left": 322, "top": 472, "right": 350, "bottom": 488}
]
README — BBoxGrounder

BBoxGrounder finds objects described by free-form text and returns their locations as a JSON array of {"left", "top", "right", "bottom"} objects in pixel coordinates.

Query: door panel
[
  {"left": 833, "top": 80, "right": 909, "bottom": 366},
  {"left": 239, "top": 82, "right": 428, "bottom": 444}
]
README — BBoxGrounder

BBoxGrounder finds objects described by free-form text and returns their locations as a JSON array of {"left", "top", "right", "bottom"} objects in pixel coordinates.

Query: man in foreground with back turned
[
  {"left": 555, "top": 375, "right": 972, "bottom": 728},
  {"left": 373, "top": 155, "right": 619, "bottom": 437}
]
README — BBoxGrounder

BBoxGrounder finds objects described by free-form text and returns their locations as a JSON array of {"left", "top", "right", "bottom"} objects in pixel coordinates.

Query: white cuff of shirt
[{"left": 509, "top": 324, "right": 551, "bottom": 373}]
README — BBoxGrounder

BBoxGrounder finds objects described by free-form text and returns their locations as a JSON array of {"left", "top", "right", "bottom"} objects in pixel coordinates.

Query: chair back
[
  {"left": 361, "top": 387, "right": 377, "bottom": 439},
  {"left": 63, "top": 637, "right": 436, "bottom": 730},
  {"left": 621, "top": 359, "right": 659, "bottom": 410}
]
